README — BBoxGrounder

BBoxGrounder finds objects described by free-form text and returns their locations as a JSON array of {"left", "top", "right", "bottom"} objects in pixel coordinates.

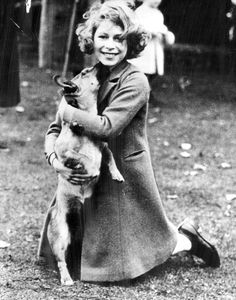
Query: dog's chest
[
  {"left": 55, "top": 124, "right": 100, "bottom": 158},
  {"left": 58, "top": 175, "right": 97, "bottom": 204}
]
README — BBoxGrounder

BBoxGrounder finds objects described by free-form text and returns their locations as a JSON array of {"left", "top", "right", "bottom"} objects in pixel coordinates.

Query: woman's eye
[
  {"left": 114, "top": 36, "right": 123, "bottom": 42},
  {"left": 99, "top": 35, "right": 107, "bottom": 39}
]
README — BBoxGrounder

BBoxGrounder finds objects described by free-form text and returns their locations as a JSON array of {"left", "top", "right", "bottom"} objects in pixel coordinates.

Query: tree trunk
[
  {"left": 69, "top": 0, "right": 100, "bottom": 74},
  {"left": 0, "top": 0, "right": 20, "bottom": 107},
  {"left": 218, "top": 0, "right": 227, "bottom": 74},
  {"left": 62, "top": 0, "right": 79, "bottom": 78},
  {"left": 38, "top": 0, "right": 57, "bottom": 68}
]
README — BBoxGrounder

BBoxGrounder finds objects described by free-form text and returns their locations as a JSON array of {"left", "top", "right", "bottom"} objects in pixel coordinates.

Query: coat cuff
[{"left": 45, "top": 151, "right": 57, "bottom": 165}]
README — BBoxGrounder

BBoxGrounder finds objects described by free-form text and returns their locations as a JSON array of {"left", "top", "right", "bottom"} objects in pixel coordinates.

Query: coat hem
[{"left": 80, "top": 239, "right": 177, "bottom": 282}]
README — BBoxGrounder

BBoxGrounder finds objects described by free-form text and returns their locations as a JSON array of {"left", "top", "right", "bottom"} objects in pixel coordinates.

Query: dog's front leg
[{"left": 47, "top": 200, "right": 74, "bottom": 286}]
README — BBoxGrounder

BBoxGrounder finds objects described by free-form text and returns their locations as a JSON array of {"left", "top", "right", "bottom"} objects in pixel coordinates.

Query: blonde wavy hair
[{"left": 75, "top": 0, "right": 150, "bottom": 59}]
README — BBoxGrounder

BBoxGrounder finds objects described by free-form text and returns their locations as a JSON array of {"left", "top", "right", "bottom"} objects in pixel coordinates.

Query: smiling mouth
[{"left": 101, "top": 52, "right": 118, "bottom": 57}]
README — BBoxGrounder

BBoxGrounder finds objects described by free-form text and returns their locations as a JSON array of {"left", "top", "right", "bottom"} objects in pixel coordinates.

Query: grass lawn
[{"left": 0, "top": 59, "right": 235, "bottom": 299}]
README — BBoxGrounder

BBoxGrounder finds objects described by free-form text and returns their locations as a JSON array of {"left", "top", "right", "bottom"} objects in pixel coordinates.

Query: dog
[{"left": 47, "top": 67, "right": 124, "bottom": 285}]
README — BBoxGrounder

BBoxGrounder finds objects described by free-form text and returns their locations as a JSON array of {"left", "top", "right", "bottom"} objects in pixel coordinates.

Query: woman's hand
[{"left": 52, "top": 158, "right": 97, "bottom": 185}]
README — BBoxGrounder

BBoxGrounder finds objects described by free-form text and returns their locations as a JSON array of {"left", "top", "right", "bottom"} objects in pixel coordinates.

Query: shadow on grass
[{"left": 90, "top": 254, "right": 202, "bottom": 289}]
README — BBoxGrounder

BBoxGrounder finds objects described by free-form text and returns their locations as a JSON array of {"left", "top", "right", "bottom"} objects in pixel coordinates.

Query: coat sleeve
[
  {"left": 44, "top": 111, "right": 62, "bottom": 160},
  {"left": 60, "top": 73, "right": 150, "bottom": 139}
]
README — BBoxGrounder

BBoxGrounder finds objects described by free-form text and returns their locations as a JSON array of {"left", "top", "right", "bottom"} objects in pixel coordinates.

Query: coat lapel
[
  {"left": 98, "top": 81, "right": 117, "bottom": 105},
  {"left": 98, "top": 61, "right": 129, "bottom": 105}
]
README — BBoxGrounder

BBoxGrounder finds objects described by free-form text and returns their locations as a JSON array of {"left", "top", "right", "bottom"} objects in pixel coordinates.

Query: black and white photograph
[{"left": 0, "top": 0, "right": 235, "bottom": 299}]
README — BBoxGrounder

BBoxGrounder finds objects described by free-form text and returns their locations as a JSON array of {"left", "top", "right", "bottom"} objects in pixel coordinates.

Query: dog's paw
[
  {"left": 61, "top": 276, "right": 74, "bottom": 286},
  {"left": 111, "top": 171, "right": 125, "bottom": 182},
  {"left": 58, "top": 262, "right": 74, "bottom": 286}
]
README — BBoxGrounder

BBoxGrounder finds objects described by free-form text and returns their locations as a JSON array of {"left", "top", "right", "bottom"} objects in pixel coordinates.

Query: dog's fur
[{"left": 47, "top": 68, "right": 124, "bottom": 285}]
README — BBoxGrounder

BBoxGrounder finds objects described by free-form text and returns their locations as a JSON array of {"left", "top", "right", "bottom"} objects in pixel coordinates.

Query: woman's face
[{"left": 93, "top": 20, "right": 128, "bottom": 69}]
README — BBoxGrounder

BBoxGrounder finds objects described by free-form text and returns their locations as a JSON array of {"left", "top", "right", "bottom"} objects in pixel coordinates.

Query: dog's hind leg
[
  {"left": 102, "top": 143, "right": 124, "bottom": 182},
  {"left": 47, "top": 206, "right": 74, "bottom": 286}
]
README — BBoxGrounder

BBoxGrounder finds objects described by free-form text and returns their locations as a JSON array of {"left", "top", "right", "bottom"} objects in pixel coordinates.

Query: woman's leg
[
  {"left": 172, "top": 232, "right": 192, "bottom": 254},
  {"left": 171, "top": 218, "right": 220, "bottom": 268}
]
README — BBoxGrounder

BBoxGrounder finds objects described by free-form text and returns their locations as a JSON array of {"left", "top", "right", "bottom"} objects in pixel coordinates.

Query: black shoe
[{"left": 178, "top": 219, "right": 220, "bottom": 268}]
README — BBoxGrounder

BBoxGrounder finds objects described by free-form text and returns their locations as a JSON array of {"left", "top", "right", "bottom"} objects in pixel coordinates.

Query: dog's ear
[{"left": 81, "top": 67, "right": 94, "bottom": 76}]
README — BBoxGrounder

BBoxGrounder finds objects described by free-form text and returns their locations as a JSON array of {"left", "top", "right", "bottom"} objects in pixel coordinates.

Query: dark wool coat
[{"left": 38, "top": 61, "right": 177, "bottom": 282}]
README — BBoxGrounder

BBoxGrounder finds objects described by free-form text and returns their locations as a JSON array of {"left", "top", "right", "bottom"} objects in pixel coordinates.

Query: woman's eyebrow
[{"left": 98, "top": 31, "right": 108, "bottom": 35}]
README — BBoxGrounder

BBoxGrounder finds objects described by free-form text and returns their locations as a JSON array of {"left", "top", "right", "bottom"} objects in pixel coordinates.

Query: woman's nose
[{"left": 104, "top": 38, "right": 115, "bottom": 49}]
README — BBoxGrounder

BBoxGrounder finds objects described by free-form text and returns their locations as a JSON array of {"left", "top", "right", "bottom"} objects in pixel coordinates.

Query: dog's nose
[{"left": 54, "top": 75, "right": 78, "bottom": 93}]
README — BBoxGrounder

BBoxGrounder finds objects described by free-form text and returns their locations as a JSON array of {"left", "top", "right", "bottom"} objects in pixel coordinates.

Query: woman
[{"left": 38, "top": 0, "right": 220, "bottom": 282}]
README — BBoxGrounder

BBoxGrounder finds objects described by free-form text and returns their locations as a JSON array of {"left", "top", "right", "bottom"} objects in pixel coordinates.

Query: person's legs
[
  {"left": 145, "top": 74, "right": 156, "bottom": 103},
  {"left": 145, "top": 73, "right": 166, "bottom": 105}
]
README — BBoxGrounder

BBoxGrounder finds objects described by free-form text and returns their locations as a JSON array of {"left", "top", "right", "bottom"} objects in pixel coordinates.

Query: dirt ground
[{"left": 0, "top": 59, "right": 235, "bottom": 300}]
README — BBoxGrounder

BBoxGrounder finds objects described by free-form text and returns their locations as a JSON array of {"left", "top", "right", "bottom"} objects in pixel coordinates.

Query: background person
[{"left": 129, "top": 0, "right": 175, "bottom": 101}]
